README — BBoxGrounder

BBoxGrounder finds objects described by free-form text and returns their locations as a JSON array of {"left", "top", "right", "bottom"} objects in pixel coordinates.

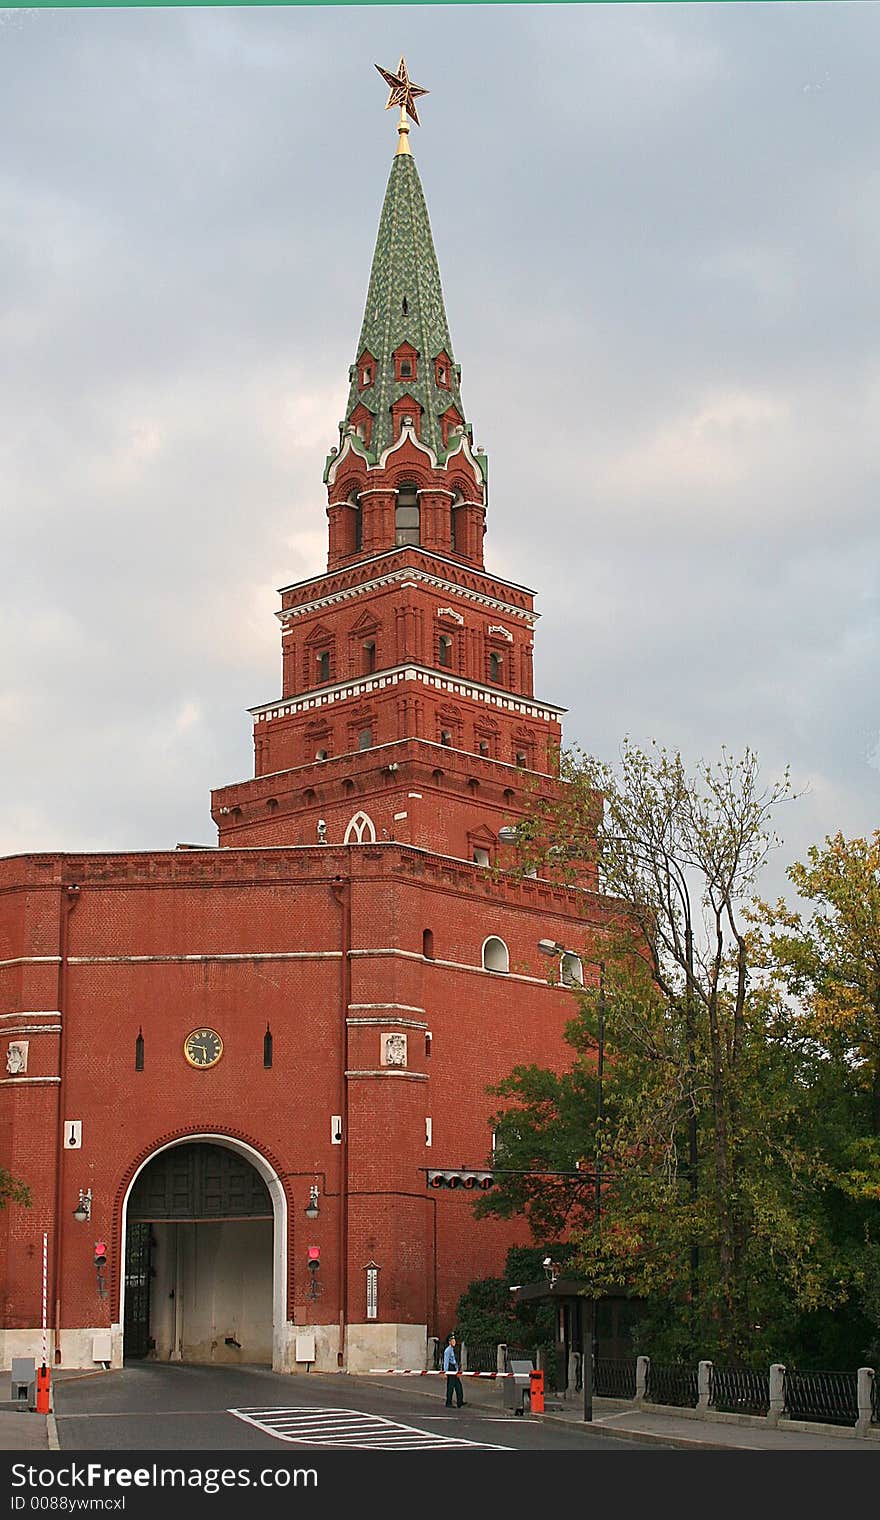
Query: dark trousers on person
[{"left": 445, "top": 1373, "right": 463, "bottom": 1408}]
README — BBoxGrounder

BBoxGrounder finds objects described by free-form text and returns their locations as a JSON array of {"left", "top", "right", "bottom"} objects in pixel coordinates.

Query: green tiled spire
[{"left": 345, "top": 152, "right": 467, "bottom": 460}]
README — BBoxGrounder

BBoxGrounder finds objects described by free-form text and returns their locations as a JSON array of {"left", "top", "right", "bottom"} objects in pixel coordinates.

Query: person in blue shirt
[{"left": 443, "top": 1333, "right": 464, "bottom": 1408}]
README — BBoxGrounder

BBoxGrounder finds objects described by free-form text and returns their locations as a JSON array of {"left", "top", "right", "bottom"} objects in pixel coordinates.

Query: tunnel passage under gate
[{"left": 124, "top": 1142, "right": 274, "bottom": 1365}]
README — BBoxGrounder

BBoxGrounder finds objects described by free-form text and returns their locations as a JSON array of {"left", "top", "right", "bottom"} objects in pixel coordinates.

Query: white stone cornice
[
  {"left": 378, "top": 422, "right": 438, "bottom": 471},
  {"left": 278, "top": 548, "right": 535, "bottom": 600},
  {"left": 326, "top": 432, "right": 370, "bottom": 486},
  {"left": 250, "top": 663, "right": 565, "bottom": 723},
  {"left": 277, "top": 568, "right": 538, "bottom": 626}
]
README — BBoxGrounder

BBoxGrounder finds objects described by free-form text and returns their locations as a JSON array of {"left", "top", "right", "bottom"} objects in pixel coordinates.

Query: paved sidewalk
[
  {"left": 0, "top": 1412, "right": 49, "bottom": 1451},
  {"left": 349, "top": 1372, "right": 880, "bottom": 1451}
]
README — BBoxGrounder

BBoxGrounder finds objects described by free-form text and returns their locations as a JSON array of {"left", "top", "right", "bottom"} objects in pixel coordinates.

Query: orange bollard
[
  {"left": 529, "top": 1368, "right": 544, "bottom": 1414},
  {"left": 35, "top": 1363, "right": 51, "bottom": 1414}
]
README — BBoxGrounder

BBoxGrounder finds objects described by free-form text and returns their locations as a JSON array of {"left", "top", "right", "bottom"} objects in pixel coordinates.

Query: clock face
[{"left": 183, "top": 1027, "right": 223, "bottom": 1069}]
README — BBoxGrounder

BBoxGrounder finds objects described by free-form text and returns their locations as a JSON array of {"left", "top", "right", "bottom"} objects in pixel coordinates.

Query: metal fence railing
[
  {"left": 594, "top": 1357, "right": 638, "bottom": 1400},
  {"left": 783, "top": 1370, "right": 858, "bottom": 1427},
  {"left": 709, "top": 1366, "right": 770, "bottom": 1417},
  {"left": 463, "top": 1344, "right": 499, "bottom": 1374},
  {"left": 646, "top": 1362, "right": 698, "bottom": 1408}
]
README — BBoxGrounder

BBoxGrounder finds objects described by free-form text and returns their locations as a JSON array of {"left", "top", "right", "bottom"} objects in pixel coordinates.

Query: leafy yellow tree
[{"left": 760, "top": 832, "right": 880, "bottom": 1141}]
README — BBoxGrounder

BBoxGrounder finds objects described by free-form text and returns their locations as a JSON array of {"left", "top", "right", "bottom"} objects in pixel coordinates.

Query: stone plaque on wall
[{"left": 381, "top": 1032, "right": 407, "bottom": 1068}]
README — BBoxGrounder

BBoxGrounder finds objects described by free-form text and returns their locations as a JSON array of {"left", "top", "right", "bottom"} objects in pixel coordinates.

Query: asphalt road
[{"left": 53, "top": 1363, "right": 670, "bottom": 1451}]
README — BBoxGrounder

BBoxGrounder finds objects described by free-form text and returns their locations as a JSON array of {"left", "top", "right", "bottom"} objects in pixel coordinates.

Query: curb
[
  {"left": 47, "top": 1414, "right": 59, "bottom": 1452},
  {"left": 345, "top": 1376, "right": 837, "bottom": 1451}
]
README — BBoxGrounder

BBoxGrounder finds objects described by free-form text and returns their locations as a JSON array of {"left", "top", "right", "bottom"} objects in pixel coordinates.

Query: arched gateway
[{"left": 121, "top": 1136, "right": 288, "bottom": 1368}]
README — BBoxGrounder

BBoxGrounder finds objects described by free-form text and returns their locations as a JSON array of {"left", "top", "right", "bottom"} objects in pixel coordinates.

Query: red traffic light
[
  {"left": 307, "top": 1245, "right": 320, "bottom": 1262},
  {"left": 94, "top": 1241, "right": 107, "bottom": 1267},
  {"left": 426, "top": 1169, "right": 495, "bottom": 1190}
]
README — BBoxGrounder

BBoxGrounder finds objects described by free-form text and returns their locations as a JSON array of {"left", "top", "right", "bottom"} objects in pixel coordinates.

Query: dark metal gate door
[{"left": 123, "top": 1222, "right": 153, "bottom": 1359}]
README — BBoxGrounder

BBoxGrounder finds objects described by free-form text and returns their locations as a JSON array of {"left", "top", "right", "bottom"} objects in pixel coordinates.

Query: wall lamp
[
  {"left": 73, "top": 1188, "right": 92, "bottom": 1223},
  {"left": 538, "top": 939, "right": 565, "bottom": 955},
  {"left": 304, "top": 1182, "right": 320, "bottom": 1221}
]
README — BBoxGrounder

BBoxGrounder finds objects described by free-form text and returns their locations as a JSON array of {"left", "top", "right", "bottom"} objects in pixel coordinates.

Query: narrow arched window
[
  {"left": 317, "top": 649, "right": 331, "bottom": 683},
  {"left": 423, "top": 928, "right": 434, "bottom": 960},
  {"left": 351, "top": 493, "right": 363, "bottom": 552},
  {"left": 438, "top": 634, "right": 453, "bottom": 669},
  {"left": 395, "top": 482, "right": 420, "bottom": 546},
  {"left": 358, "top": 727, "right": 372, "bottom": 751},
  {"left": 482, "top": 936, "right": 509, "bottom": 974},
  {"left": 440, "top": 729, "right": 452, "bottom": 747},
  {"left": 451, "top": 492, "right": 463, "bottom": 552},
  {"left": 135, "top": 1029, "right": 144, "bottom": 1071},
  {"left": 263, "top": 1025, "right": 273, "bottom": 1067},
  {"left": 363, "top": 640, "right": 376, "bottom": 674},
  {"left": 561, "top": 952, "right": 584, "bottom": 988},
  {"left": 489, "top": 651, "right": 503, "bottom": 683},
  {"left": 344, "top": 811, "right": 377, "bottom": 844}
]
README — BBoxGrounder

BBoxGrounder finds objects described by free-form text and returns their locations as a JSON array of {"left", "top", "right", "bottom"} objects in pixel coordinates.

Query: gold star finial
[{"left": 375, "top": 57, "right": 429, "bottom": 155}]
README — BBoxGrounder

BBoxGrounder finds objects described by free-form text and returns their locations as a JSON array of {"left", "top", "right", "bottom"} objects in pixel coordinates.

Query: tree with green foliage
[
  {"left": 752, "top": 831, "right": 880, "bottom": 1361},
  {"left": 0, "top": 1170, "right": 30, "bottom": 1211},
  {"left": 478, "top": 743, "right": 869, "bottom": 1363}
]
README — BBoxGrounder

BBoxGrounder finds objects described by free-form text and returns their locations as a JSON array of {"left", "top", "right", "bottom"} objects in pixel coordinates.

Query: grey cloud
[{"left": 1, "top": 4, "right": 877, "bottom": 900}]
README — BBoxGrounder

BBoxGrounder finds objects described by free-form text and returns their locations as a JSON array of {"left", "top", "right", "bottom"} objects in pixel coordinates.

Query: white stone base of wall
[
  {"left": 344, "top": 1322, "right": 427, "bottom": 1374},
  {"left": 0, "top": 1326, "right": 123, "bottom": 1370},
  {"left": 2, "top": 1321, "right": 427, "bottom": 1377},
  {"left": 274, "top": 1322, "right": 340, "bottom": 1374}
]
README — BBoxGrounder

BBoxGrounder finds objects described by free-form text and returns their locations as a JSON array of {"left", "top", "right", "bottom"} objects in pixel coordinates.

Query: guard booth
[{"left": 511, "top": 1281, "right": 644, "bottom": 1395}]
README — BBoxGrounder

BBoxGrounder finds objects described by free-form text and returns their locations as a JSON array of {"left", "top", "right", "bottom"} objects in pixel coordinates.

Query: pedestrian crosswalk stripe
[{"left": 228, "top": 1406, "right": 512, "bottom": 1451}]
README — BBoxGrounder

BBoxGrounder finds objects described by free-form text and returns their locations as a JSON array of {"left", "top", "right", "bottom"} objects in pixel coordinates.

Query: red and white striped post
[{"left": 35, "top": 1233, "right": 51, "bottom": 1414}]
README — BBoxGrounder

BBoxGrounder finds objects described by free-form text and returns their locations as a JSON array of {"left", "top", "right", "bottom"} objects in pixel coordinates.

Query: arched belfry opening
[{"left": 122, "top": 1138, "right": 284, "bottom": 1368}]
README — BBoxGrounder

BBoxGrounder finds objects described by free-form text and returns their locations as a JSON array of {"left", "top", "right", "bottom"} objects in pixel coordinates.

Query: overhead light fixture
[
  {"left": 497, "top": 826, "right": 519, "bottom": 844},
  {"left": 538, "top": 939, "right": 564, "bottom": 955},
  {"left": 73, "top": 1188, "right": 92, "bottom": 1223}
]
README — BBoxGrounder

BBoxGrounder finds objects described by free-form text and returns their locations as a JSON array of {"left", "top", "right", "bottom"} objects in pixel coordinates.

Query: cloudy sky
[{"left": 1, "top": 3, "right": 877, "bottom": 900}]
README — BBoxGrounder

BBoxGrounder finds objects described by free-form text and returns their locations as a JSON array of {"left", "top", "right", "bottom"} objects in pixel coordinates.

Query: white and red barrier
[{"left": 368, "top": 1369, "right": 501, "bottom": 1377}]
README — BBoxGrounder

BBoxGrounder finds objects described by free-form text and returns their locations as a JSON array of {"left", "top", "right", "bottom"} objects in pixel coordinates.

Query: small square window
[
  {"left": 358, "top": 727, "right": 372, "bottom": 751},
  {"left": 400, "top": 360, "right": 412, "bottom": 377},
  {"left": 473, "top": 848, "right": 490, "bottom": 868}
]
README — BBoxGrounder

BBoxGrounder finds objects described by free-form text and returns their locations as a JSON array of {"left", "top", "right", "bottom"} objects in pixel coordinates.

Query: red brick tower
[
  {"left": 0, "top": 69, "right": 604, "bottom": 1377},
  {"left": 210, "top": 100, "right": 565, "bottom": 860}
]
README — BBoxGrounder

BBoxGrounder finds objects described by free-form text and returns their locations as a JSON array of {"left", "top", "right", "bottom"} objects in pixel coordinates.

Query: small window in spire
[
  {"left": 400, "top": 360, "right": 412, "bottom": 377},
  {"left": 402, "top": 296, "right": 409, "bottom": 315}
]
